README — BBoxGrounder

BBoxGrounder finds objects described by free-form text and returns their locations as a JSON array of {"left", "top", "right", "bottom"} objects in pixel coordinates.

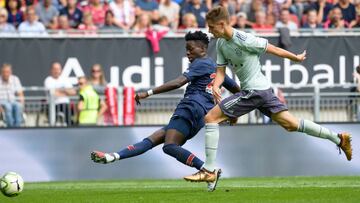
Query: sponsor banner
[
  {"left": 0, "top": 37, "right": 359, "bottom": 90},
  {"left": 0, "top": 124, "right": 359, "bottom": 182}
]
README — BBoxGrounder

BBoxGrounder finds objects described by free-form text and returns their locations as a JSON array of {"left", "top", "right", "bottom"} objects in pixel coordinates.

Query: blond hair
[
  {"left": 0, "top": 8, "right": 8, "bottom": 19},
  {"left": 206, "top": 6, "right": 230, "bottom": 24}
]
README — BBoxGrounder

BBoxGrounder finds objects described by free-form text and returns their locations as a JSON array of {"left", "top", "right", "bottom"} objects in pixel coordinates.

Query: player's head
[
  {"left": 206, "top": 6, "right": 230, "bottom": 38},
  {"left": 185, "top": 31, "right": 209, "bottom": 62}
]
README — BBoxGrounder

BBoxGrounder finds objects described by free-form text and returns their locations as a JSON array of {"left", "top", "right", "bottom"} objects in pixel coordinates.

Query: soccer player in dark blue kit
[{"left": 91, "top": 31, "right": 240, "bottom": 189}]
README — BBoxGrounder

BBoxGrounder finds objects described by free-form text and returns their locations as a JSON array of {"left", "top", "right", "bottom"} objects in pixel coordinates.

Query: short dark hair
[
  {"left": 185, "top": 31, "right": 210, "bottom": 47},
  {"left": 356, "top": 65, "right": 360, "bottom": 74}
]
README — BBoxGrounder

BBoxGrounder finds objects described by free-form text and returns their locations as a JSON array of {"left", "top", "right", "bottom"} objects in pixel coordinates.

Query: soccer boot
[
  {"left": 207, "top": 169, "right": 222, "bottom": 192},
  {"left": 91, "top": 151, "right": 116, "bottom": 164},
  {"left": 338, "top": 133, "right": 352, "bottom": 161},
  {"left": 183, "top": 168, "right": 220, "bottom": 182}
]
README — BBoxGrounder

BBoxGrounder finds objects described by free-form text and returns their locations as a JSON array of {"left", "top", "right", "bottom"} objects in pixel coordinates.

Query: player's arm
[
  {"left": 212, "top": 66, "right": 226, "bottom": 104},
  {"left": 222, "top": 75, "right": 241, "bottom": 94},
  {"left": 135, "top": 75, "right": 188, "bottom": 105},
  {"left": 266, "top": 43, "right": 306, "bottom": 62}
]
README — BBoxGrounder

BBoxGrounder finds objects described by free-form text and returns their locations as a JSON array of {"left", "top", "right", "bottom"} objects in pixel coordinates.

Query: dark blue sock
[
  {"left": 162, "top": 144, "right": 204, "bottom": 170},
  {"left": 117, "top": 138, "right": 154, "bottom": 160}
]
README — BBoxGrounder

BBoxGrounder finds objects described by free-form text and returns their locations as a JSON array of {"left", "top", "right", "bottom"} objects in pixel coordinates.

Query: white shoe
[{"left": 207, "top": 168, "right": 222, "bottom": 192}]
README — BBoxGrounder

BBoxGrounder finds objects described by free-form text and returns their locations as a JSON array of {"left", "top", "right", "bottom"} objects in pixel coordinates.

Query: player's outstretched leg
[
  {"left": 91, "top": 129, "right": 165, "bottom": 164},
  {"left": 272, "top": 111, "right": 352, "bottom": 161}
]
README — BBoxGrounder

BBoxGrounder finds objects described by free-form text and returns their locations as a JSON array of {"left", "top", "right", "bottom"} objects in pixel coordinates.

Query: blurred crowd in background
[{"left": 0, "top": 0, "right": 360, "bottom": 34}]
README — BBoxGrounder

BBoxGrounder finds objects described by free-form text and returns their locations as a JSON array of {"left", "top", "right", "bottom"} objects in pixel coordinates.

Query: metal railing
[{"left": 1, "top": 84, "right": 359, "bottom": 127}]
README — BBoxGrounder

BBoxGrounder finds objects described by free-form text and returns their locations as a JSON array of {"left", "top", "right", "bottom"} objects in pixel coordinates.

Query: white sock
[
  {"left": 104, "top": 153, "right": 115, "bottom": 163},
  {"left": 203, "top": 123, "right": 219, "bottom": 172},
  {"left": 113, "top": 153, "right": 120, "bottom": 160},
  {"left": 298, "top": 119, "right": 340, "bottom": 145}
]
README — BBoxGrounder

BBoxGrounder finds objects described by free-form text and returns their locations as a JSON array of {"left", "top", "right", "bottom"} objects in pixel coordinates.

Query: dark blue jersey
[
  {"left": 182, "top": 57, "right": 238, "bottom": 112},
  {"left": 167, "top": 57, "right": 238, "bottom": 138}
]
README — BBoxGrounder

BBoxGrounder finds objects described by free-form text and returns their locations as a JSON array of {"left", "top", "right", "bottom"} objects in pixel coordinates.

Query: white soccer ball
[{"left": 0, "top": 172, "right": 24, "bottom": 197}]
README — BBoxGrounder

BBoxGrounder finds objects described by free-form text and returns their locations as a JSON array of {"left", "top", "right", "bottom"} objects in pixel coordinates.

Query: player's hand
[
  {"left": 135, "top": 92, "right": 148, "bottom": 105},
  {"left": 212, "top": 86, "right": 222, "bottom": 104},
  {"left": 294, "top": 50, "right": 306, "bottom": 62}
]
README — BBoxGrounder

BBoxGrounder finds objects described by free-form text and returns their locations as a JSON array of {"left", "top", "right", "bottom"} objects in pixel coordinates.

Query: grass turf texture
[{"left": 1, "top": 176, "right": 359, "bottom": 203}]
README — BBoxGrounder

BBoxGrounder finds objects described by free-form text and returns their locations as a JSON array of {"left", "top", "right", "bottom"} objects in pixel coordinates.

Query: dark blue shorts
[
  {"left": 164, "top": 101, "right": 206, "bottom": 140},
  {"left": 219, "top": 88, "right": 288, "bottom": 118}
]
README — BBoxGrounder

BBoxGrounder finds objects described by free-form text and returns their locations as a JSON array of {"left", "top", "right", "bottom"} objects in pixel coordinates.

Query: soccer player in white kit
[{"left": 184, "top": 6, "right": 352, "bottom": 191}]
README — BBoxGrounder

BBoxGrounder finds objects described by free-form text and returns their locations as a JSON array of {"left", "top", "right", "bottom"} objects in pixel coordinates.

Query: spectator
[
  {"left": 335, "top": 0, "right": 357, "bottom": 27},
  {"left": 354, "top": 11, "right": 360, "bottom": 27},
  {"left": 23, "top": 0, "right": 37, "bottom": 8},
  {"left": 178, "top": 12, "right": 198, "bottom": 31},
  {"left": 0, "top": 8, "right": 16, "bottom": 33},
  {"left": 310, "top": 0, "right": 333, "bottom": 24},
  {"left": 252, "top": 10, "right": 274, "bottom": 31},
  {"left": 82, "top": 0, "right": 109, "bottom": 27},
  {"left": 77, "top": 76, "right": 107, "bottom": 125},
  {"left": 180, "top": 0, "right": 208, "bottom": 28},
  {"left": 214, "top": 0, "right": 237, "bottom": 26},
  {"left": 78, "top": 12, "right": 98, "bottom": 34},
  {"left": 275, "top": 8, "right": 298, "bottom": 30},
  {"left": 245, "top": 0, "right": 266, "bottom": 23},
  {"left": 0, "top": 64, "right": 24, "bottom": 127},
  {"left": 109, "top": 0, "right": 135, "bottom": 31},
  {"left": 152, "top": 15, "right": 171, "bottom": 31},
  {"left": 351, "top": 65, "right": 360, "bottom": 121},
  {"left": 101, "top": 10, "right": 121, "bottom": 31},
  {"left": 44, "top": 62, "right": 76, "bottom": 126},
  {"left": 35, "top": 0, "right": 59, "bottom": 28},
  {"left": 302, "top": 9, "right": 322, "bottom": 29},
  {"left": 89, "top": 64, "right": 107, "bottom": 94},
  {"left": 135, "top": 0, "right": 159, "bottom": 22},
  {"left": 60, "top": 0, "right": 83, "bottom": 28},
  {"left": 49, "top": 16, "right": 59, "bottom": 30},
  {"left": 356, "top": 0, "right": 360, "bottom": 15},
  {"left": 265, "top": 0, "right": 282, "bottom": 24},
  {"left": 323, "top": 7, "right": 349, "bottom": 29},
  {"left": 233, "top": 12, "right": 252, "bottom": 29},
  {"left": 5, "top": 0, "right": 24, "bottom": 28},
  {"left": 132, "top": 13, "right": 151, "bottom": 33},
  {"left": 18, "top": 7, "right": 47, "bottom": 36},
  {"left": 58, "top": 15, "right": 72, "bottom": 30},
  {"left": 158, "top": 0, "right": 180, "bottom": 30},
  {"left": 290, "top": 0, "right": 306, "bottom": 22},
  {"left": 55, "top": 0, "right": 67, "bottom": 10}
]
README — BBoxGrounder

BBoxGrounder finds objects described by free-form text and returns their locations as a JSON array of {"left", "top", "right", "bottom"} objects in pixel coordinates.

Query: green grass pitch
[{"left": 1, "top": 176, "right": 359, "bottom": 203}]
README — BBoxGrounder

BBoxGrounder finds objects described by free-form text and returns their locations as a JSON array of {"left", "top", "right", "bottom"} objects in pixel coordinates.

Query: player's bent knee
[{"left": 162, "top": 144, "right": 176, "bottom": 156}]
